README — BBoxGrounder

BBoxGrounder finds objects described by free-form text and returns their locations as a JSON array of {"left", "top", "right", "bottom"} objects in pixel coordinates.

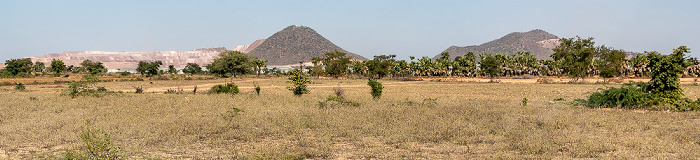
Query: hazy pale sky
[{"left": 1, "top": 0, "right": 699, "bottom": 61}]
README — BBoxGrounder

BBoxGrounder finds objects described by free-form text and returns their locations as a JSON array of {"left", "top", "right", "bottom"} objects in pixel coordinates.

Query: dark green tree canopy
[
  {"left": 596, "top": 46, "right": 626, "bottom": 80},
  {"left": 479, "top": 53, "right": 501, "bottom": 78},
  {"left": 365, "top": 54, "right": 396, "bottom": 79},
  {"left": 646, "top": 46, "right": 691, "bottom": 99},
  {"left": 207, "top": 50, "right": 253, "bottom": 77},
  {"left": 4, "top": 58, "right": 33, "bottom": 76},
  {"left": 322, "top": 50, "right": 352, "bottom": 78},
  {"left": 167, "top": 65, "right": 177, "bottom": 74},
  {"left": 182, "top": 63, "right": 203, "bottom": 75},
  {"left": 551, "top": 36, "right": 597, "bottom": 79},
  {"left": 136, "top": 61, "right": 163, "bottom": 77},
  {"left": 50, "top": 59, "right": 67, "bottom": 74},
  {"left": 33, "top": 62, "right": 46, "bottom": 72},
  {"left": 80, "top": 60, "right": 107, "bottom": 75}
]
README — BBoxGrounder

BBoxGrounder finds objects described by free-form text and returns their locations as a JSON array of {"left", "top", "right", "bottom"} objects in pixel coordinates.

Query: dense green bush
[
  {"left": 367, "top": 78, "right": 383, "bottom": 99},
  {"left": 580, "top": 46, "right": 700, "bottom": 111},
  {"left": 211, "top": 83, "right": 239, "bottom": 94}
]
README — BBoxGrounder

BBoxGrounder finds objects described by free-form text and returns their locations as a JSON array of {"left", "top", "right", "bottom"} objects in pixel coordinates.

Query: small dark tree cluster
[
  {"left": 210, "top": 83, "right": 240, "bottom": 94},
  {"left": 136, "top": 61, "right": 163, "bottom": 77}
]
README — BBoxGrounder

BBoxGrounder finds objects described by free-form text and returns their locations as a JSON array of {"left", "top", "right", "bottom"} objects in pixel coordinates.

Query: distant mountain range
[
  {"left": 438, "top": 29, "right": 560, "bottom": 60},
  {"left": 247, "top": 25, "right": 368, "bottom": 65}
]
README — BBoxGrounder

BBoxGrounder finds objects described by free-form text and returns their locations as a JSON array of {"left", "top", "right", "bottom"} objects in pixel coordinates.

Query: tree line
[{"left": 2, "top": 36, "right": 697, "bottom": 80}]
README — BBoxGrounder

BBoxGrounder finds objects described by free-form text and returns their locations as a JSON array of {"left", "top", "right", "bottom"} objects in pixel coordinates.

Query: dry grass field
[{"left": 0, "top": 76, "right": 699, "bottom": 159}]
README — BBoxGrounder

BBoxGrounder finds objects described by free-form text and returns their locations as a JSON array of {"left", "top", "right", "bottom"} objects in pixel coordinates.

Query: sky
[{"left": 1, "top": 0, "right": 699, "bottom": 62}]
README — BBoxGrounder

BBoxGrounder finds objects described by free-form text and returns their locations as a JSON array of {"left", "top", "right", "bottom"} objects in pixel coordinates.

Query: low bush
[
  {"left": 15, "top": 83, "right": 25, "bottom": 91},
  {"left": 367, "top": 78, "right": 383, "bottom": 99},
  {"left": 133, "top": 86, "right": 144, "bottom": 94},
  {"left": 211, "top": 83, "right": 239, "bottom": 94},
  {"left": 318, "top": 95, "right": 360, "bottom": 108}
]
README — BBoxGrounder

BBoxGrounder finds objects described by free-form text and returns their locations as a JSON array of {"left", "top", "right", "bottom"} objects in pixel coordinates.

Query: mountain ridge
[
  {"left": 438, "top": 29, "right": 559, "bottom": 60},
  {"left": 247, "top": 25, "right": 368, "bottom": 65}
]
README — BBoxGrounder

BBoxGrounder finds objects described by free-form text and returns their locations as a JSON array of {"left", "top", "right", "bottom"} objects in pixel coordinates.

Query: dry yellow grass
[{"left": 0, "top": 77, "right": 699, "bottom": 159}]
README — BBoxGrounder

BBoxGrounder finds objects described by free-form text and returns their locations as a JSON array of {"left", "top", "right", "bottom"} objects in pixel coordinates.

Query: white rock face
[{"left": 29, "top": 48, "right": 227, "bottom": 69}]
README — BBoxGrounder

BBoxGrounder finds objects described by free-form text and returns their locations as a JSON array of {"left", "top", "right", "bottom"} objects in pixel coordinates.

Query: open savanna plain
[{"left": 1, "top": 75, "right": 699, "bottom": 159}]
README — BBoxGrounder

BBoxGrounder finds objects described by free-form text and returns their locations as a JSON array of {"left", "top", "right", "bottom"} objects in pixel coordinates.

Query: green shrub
[
  {"left": 579, "top": 46, "right": 700, "bottom": 111},
  {"left": 367, "top": 78, "right": 383, "bottom": 99},
  {"left": 97, "top": 86, "right": 108, "bottom": 92},
  {"left": 287, "top": 70, "right": 310, "bottom": 95},
  {"left": 64, "top": 120, "right": 124, "bottom": 160},
  {"left": 522, "top": 98, "right": 528, "bottom": 106},
  {"left": 15, "top": 83, "right": 25, "bottom": 91},
  {"left": 255, "top": 86, "right": 261, "bottom": 95},
  {"left": 211, "top": 83, "right": 239, "bottom": 94}
]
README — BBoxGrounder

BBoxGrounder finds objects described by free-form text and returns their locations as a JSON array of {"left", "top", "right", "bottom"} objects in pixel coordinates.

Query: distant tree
[
  {"left": 436, "top": 51, "right": 453, "bottom": 76},
  {"left": 454, "top": 52, "right": 477, "bottom": 77},
  {"left": 630, "top": 54, "right": 650, "bottom": 77},
  {"left": 207, "top": 50, "right": 252, "bottom": 77},
  {"left": 50, "top": 59, "right": 67, "bottom": 75},
  {"left": 479, "top": 53, "right": 501, "bottom": 79},
  {"left": 167, "top": 65, "right": 177, "bottom": 74},
  {"left": 323, "top": 50, "right": 352, "bottom": 78},
  {"left": 80, "top": 60, "right": 107, "bottom": 75},
  {"left": 136, "top": 61, "right": 163, "bottom": 77},
  {"left": 33, "top": 62, "right": 46, "bottom": 73},
  {"left": 4, "top": 58, "right": 33, "bottom": 77},
  {"left": 311, "top": 56, "right": 325, "bottom": 76},
  {"left": 251, "top": 58, "right": 268, "bottom": 77},
  {"left": 551, "top": 36, "right": 597, "bottom": 81},
  {"left": 597, "top": 46, "right": 626, "bottom": 82},
  {"left": 182, "top": 63, "right": 203, "bottom": 75},
  {"left": 365, "top": 54, "right": 396, "bottom": 79}
]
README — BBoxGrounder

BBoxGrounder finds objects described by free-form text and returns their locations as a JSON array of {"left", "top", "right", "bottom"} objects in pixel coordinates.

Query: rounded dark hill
[
  {"left": 438, "top": 29, "right": 560, "bottom": 60},
  {"left": 248, "top": 25, "right": 368, "bottom": 66}
]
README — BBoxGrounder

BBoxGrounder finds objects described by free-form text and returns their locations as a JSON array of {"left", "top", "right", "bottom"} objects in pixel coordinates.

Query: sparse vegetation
[{"left": 63, "top": 120, "right": 124, "bottom": 160}]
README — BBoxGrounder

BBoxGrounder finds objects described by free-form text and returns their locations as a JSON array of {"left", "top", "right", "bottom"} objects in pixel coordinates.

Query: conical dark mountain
[
  {"left": 438, "top": 29, "right": 560, "bottom": 60},
  {"left": 248, "top": 25, "right": 368, "bottom": 65}
]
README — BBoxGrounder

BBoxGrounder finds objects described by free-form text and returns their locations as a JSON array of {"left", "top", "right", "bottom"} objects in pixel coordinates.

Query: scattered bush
[
  {"left": 221, "top": 107, "right": 243, "bottom": 122},
  {"left": 522, "top": 97, "right": 528, "bottom": 106},
  {"left": 211, "top": 83, "right": 239, "bottom": 94},
  {"left": 318, "top": 95, "right": 360, "bottom": 108},
  {"left": 63, "top": 120, "right": 124, "bottom": 159},
  {"left": 133, "top": 86, "right": 144, "bottom": 94},
  {"left": 367, "top": 78, "right": 383, "bottom": 99},
  {"left": 119, "top": 71, "right": 131, "bottom": 77},
  {"left": 97, "top": 86, "right": 108, "bottom": 92},
  {"left": 15, "top": 83, "right": 25, "bottom": 91},
  {"left": 255, "top": 86, "right": 261, "bottom": 95},
  {"left": 287, "top": 70, "right": 310, "bottom": 95},
  {"left": 165, "top": 88, "right": 184, "bottom": 94}
]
